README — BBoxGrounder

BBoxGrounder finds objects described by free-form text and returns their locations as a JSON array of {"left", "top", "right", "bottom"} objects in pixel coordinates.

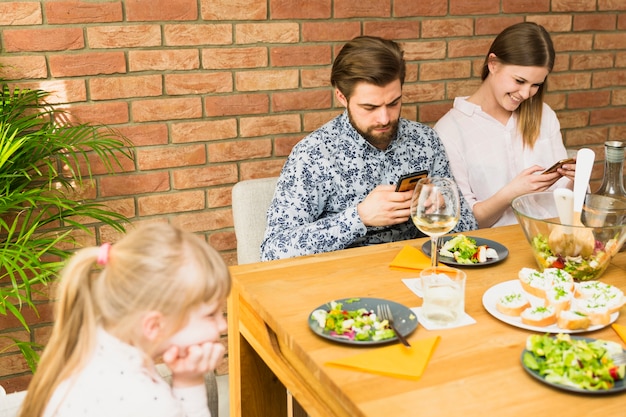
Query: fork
[
  {"left": 612, "top": 351, "right": 626, "bottom": 366},
  {"left": 377, "top": 304, "right": 411, "bottom": 347}
]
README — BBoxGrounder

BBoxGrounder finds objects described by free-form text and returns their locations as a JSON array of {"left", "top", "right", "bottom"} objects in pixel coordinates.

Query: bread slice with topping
[
  {"left": 521, "top": 305, "right": 557, "bottom": 327},
  {"left": 496, "top": 292, "right": 531, "bottom": 316},
  {"left": 557, "top": 309, "right": 590, "bottom": 330}
]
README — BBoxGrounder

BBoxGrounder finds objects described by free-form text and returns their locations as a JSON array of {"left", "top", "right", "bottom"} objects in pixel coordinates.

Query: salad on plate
[
  {"left": 310, "top": 300, "right": 396, "bottom": 342},
  {"left": 439, "top": 234, "right": 499, "bottom": 264},
  {"left": 522, "top": 333, "right": 625, "bottom": 391}
]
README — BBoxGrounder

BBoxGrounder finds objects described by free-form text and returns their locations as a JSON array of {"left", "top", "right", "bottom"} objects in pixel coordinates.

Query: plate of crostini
[{"left": 482, "top": 268, "right": 623, "bottom": 333}]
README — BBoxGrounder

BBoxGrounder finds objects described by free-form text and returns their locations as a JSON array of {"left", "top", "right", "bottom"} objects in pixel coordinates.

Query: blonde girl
[{"left": 19, "top": 223, "right": 231, "bottom": 417}]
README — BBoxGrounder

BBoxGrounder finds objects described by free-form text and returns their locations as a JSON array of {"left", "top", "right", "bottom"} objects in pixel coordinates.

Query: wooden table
[{"left": 227, "top": 225, "right": 626, "bottom": 417}]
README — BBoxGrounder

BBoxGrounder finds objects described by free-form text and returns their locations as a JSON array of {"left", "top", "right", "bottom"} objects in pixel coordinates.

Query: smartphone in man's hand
[{"left": 395, "top": 170, "right": 428, "bottom": 192}]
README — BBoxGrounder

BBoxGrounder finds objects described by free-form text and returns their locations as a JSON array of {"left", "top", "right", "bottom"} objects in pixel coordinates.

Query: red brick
[
  {"left": 67, "top": 101, "right": 129, "bottom": 125},
  {"left": 334, "top": 0, "right": 391, "bottom": 18},
  {"left": 592, "top": 70, "right": 626, "bottom": 88},
  {"left": 129, "top": 50, "right": 199, "bottom": 72},
  {"left": 172, "top": 165, "right": 239, "bottom": 189},
  {"left": 100, "top": 172, "right": 170, "bottom": 197},
  {"left": 87, "top": 25, "right": 161, "bottom": 48},
  {"left": 90, "top": 75, "right": 162, "bottom": 100},
  {"left": 0, "top": 2, "right": 41, "bottom": 25},
  {"left": 552, "top": 0, "right": 596, "bottom": 12},
  {"left": 502, "top": 0, "right": 550, "bottom": 13},
  {"left": 239, "top": 160, "right": 285, "bottom": 179},
  {"left": 302, "top": 68, "right": 331, "bottom": 88},
  {"left": 570, "top": 53, "right": 615, "bottom": 70},
  {"left": 49, "top": 52, "right": 126, "bottom": 77},
  {"left": 0, "top": 56, "right": 47, "bottom": 79},
  {"left": 558, "top": 110, "right": 590, "bottom": 129},
  {"left": 99, "top": 197, "right": 136, "bottom": 219},
  {"left": 422, "top": 19, "right": 473, "bottom": 38},
  {"left": 573, "top": 14, "right": 617, "bottom": 31},
  {"left": 419, "top": 102, "right": 454, "bottom": 124},
  {"left": 566, "top": 127, "right": 610, "bottom": 147},
  {"left": 165, "top": 72, "right": 233, "bottom": 95},
  {"left": 275, "top": 135, "right": 302, "bottom": 157},
  {"left": 544, "top": 93, "right": 567, "bottom": 111},
  {"left": 445, "top": 79, "right": 482, "bottom": 99},
  {"left": 3, "top": 28, "right": 84, "bottom": 52},
  {"left": 171, "top": 120, "right": 238, "bottom": 142},
  {"left": 207, "top": 186, "right": 233, "bottom": 208},
  {"left": 551, "top": 34, "right": 594, "bottom": 52},
  {"left": 450, "top": 0, "right": 499, "bottom": 15},
  {"left": 138, "top": 190, "right": 205, "bottom": 216},
  {"left": 271, "top": 45, "right": 332, "bottom": 67},
  {"left": 201, "top": 0, "right": 266, "bottom": 20},
  {"left": 208, "top": 231, "right": 236, "bottom": 251},
  {"left": 137, "top": 144, "right": 207, "bottom": 170},
  {"left": 528, "top": 15, "right": 573, "bottom": 33},
  {"left": 269, "top": 0, "right": 331, "bottom": 19},
  {"left": 126, "top": 0, "right": 198, "bottom": 21},
  {"left": 202, "top": 47, "right": 268, "bottom": 70},
  {"left": 170, "top": 209, "right": 233, "bottom": 232},
  {"left": 117, "top": 124, "right": 169, "bottom": 147},
  {"left": 236, "top": 70, "right": 299, "bottom": 91},
  {"left": 617, "top": 52, "right": 626, "bottom": 67},
  {"left": 403, "top": 83, "right": 446, "bottom": 103},
  {"left": 302, "top": 22, "right": 361, "bottom": 42},
  {"left": 475, "top": 17, "right": 525, "bottom": 35},
  {"left": 236, "top": 23, "right": 299, "bottom": 44},
  {"left": 613, "top": 89, "right": 626, "bottom": 105},
  {"left": 567, "top": 91, "right": 611, "bottom": 109},
  {"left": 590, "top": 107, "right": 626, "bottom": 125},
  {"left": 132, "top": 97, "right": 202, "bottom": 122},
  {"left": 205, "top": 94, "right": 269, "bottom": 117},
  {"left": 595, "top": 33, "right": 626, "bottom": 50},
  {"left": 395, "top": 0, "right": 447, "bottom": 17},
  {"left": 45, "top": 1, "right": 123, "bottom": 24},
  {"left": 165, "top": 24, "right": 233, "bottom": 46},
  {"left": 12, "top": 79, "right": 87, "bottom": 103},
  {"left": 448, "top": 39, "right": 493, "bottom": 58},
  {"left": 0, "top": 353, "right": 29, "bottom": 378},
  {"left": 401, "top": 41, "right": 447, "bottom": 60},
  {"left": 272, "top": 90, "right": 332, "bottom": 112},
  {"left": 208, "top": 139, "right": 272, "bottom": 163},
  {"left": 421, "top": 61, "right": 471, "bottom": 81},
  {"left": 599, "top": 0, "right": 626, "bottom": 10},
  {"left": 303, "top": 110, "right": 342, "bottom": 131},
  {"left": 548, "top": 73, "right": 592, "bottom": 91},
  {"left": 363, "top": 21, "right": 421, "bottom": 40},
  {"left": 240, "top": 114, "right": 301, "bottom": 137}
]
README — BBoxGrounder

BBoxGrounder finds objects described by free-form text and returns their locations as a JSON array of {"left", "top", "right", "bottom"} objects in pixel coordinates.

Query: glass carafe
[{"left": 596, "top": 141, "right": 626, "bottom": 198}]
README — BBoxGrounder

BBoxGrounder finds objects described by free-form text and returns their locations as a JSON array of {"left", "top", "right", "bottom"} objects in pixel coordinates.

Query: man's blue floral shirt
[{"left": 260, "top": 111, "right": 478, "bottom": 261}]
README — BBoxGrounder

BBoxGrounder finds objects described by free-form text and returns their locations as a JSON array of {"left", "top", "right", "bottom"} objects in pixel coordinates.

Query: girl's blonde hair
[
  {"left": 19, "top": 222, "right": 231, "bottom": 417},
  {"left": 481, "top": 22, "right": 555, "bottom": 148}
]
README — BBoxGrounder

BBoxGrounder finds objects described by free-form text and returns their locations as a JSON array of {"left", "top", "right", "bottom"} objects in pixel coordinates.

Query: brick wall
[{"left": 1, "top": 0, "right": 625, "bottom": 390}]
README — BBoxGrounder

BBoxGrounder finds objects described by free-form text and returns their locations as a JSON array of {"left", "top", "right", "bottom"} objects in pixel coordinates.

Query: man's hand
[{"left": 357, "top": 184, "right": 413, "bottom": 227}]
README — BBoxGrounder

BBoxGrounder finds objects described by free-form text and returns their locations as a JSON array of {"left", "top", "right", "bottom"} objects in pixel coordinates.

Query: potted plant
[{"left": 0, "top": 79, "right": 134, "bottom": 371}]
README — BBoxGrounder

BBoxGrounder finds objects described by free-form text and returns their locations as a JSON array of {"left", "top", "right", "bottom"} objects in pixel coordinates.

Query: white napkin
[{"left": 403, "top": 278, "right": 477, "bottom": 330}]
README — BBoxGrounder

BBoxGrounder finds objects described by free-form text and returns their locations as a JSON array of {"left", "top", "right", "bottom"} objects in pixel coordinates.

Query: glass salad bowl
[{"left": 512, "top": 192, "right": 626, "bottom": 281}]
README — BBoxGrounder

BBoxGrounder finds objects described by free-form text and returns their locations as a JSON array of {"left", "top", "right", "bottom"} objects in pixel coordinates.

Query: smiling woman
[{"left": 434, "top": 22, "right": 574, "bottom": 229}]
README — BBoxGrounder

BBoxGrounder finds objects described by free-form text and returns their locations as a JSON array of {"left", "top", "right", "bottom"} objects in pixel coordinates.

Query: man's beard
[{"left": 347, "top": 110, "right": 399, "bottom": 149}]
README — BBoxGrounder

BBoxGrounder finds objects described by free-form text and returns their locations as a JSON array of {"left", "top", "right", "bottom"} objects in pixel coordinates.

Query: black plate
[
  {"left": 308, "top": 297, "right": 418, "bottom": 346},
  {"left": 422, "top": 235, "right": 509, "bottom": 267},
  {"left": 521, "top": 336, "right": 626, "bottom": 394}
]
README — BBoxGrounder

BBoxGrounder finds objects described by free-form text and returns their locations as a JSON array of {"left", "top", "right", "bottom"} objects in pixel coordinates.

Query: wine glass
[{"left": 410, "top": 177, "right": 460, "bottom": 266}]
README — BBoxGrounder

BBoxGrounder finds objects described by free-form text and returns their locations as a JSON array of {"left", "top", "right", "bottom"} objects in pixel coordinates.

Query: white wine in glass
[{"left": 410, "top": 177, "right": 460, "bottom": 266}]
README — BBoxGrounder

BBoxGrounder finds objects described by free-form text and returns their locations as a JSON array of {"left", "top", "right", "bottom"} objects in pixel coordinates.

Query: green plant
[{"left": 0, "top": 81, "right": 134, "bottom": 371}]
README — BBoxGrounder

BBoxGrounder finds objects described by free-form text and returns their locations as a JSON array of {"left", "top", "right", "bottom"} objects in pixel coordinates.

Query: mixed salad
[
  {"left": 310, "top": 300, "right": 396, "bottom": 342},
  {"left": 531, "top": 234, "right": 614, "bottom": 281},
  {"left": 439, "top": 234, "right": 499, "bottom": 264},
  {"left": 523, "top": 333, "right": 625, "bottom": 391}
]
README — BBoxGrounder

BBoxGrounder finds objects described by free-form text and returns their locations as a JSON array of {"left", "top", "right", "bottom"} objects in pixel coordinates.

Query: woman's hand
[{"left": 162, "top": 341, "right": 225, "bottom": 388}]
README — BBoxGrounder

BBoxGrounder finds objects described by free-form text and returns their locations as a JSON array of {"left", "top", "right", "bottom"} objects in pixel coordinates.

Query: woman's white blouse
[
  {"left": 435, "top": 97, "right": 570, "bottom": 227},
  {"left": 44, "top": 327, "right": 210, "bottom": 417}
]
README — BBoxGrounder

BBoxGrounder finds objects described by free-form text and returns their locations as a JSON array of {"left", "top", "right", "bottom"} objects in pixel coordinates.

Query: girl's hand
[{"left": 162, "top": 341, "right": 225, "bottom": 388}]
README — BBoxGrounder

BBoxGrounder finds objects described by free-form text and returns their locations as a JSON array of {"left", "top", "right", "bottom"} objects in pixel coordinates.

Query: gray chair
[{"left": 231, "top": 177, "right": 278, "bottom": 264}]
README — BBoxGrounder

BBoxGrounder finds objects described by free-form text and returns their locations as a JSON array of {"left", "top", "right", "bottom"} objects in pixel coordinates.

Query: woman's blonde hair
[
  {"left": 481, "top": 22, "right": 555, "bottom": 148},
  {"left": 19, "top": 222, "right": 231, "bottom": 417}
]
